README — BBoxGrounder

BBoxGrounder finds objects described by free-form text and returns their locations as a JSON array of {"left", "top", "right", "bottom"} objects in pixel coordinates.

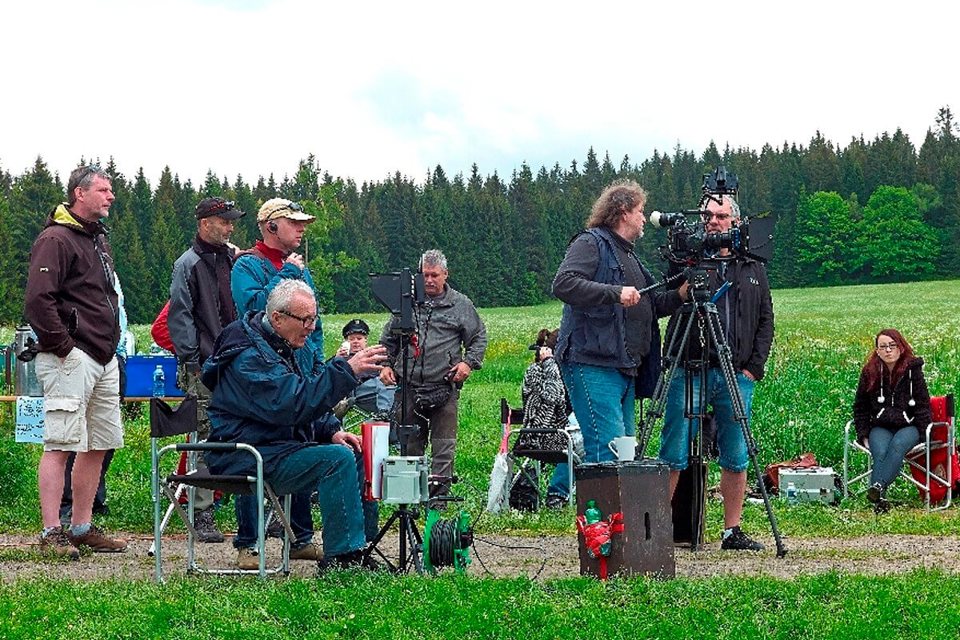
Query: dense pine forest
[{"left": 1, "top": 107, "right": 958, "bottom": 324}]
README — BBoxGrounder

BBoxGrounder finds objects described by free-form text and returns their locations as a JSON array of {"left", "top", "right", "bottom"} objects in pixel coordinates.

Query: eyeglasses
[
  {"left": 876, "top": 342, "right": 899, "bottom": 352},
  {"left": 278, "top": 309, "right": 317, "bottom": 329},
  {"left": 701, "top": 212, "right": 732, "bottom": 222}
]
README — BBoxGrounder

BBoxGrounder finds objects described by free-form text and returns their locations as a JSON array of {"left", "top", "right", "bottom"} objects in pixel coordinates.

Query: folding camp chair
[
  {"left": 843, "top": 394, "right": 956, "bottom": 511},
  {"left": 503, "top": 398, "right": 580, "bottom": 507},
  {"left": 150, "top": 398, "right": 294, "bottom": 581}
]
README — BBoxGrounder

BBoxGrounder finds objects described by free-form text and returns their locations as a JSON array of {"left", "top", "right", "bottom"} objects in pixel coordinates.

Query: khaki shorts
[{"left": 35, "top": 348, "right": 123, "bottom": 453}]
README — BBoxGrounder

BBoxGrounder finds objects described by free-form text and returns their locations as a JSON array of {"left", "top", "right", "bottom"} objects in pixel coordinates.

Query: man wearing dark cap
[
  {"left": 168, "top": 196, "right": 245, "bottom": 543},
  {"left": 337, "top": 319, "right": 370, "bottom": 359}
]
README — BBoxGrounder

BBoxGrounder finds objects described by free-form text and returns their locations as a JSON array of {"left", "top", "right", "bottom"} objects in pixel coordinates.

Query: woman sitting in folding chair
[{"left": 852, "top": 328, "right": 931, "bottom": 513}]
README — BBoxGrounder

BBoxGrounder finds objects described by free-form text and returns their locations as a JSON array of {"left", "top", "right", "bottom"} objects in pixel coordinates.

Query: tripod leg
[
  {"left": 639, "top": 306, "right": 699, "bottom": 455},
  {"left": 703, "top": 307, "right": 787, "bottom": 557}
]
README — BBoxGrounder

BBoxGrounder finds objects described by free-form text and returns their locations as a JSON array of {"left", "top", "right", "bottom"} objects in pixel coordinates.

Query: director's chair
[{"left": 150, "top": 398, "right": 294, "bottom": 581}]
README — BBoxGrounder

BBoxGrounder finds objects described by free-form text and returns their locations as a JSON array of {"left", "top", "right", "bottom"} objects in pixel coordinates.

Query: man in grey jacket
[{"left": 379, "top": 249, "right": 487, "bottom": 503}]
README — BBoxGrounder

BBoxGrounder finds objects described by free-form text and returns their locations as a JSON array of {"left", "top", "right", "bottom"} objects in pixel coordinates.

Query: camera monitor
[{"left": 369, "top": 268, "right": 425, "bottom": 332}]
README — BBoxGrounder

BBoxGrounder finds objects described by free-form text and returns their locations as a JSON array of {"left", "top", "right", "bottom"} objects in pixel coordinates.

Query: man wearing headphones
[{"left": 230, "top": 199, "right": 377, "bottom": 568}]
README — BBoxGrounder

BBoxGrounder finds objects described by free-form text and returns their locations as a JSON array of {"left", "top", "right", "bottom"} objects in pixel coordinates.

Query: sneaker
[
  {"left": 193, "top": 507, "right": 225, "bottom": 543},
  {"left": 39, "top": 528, "right": 80, "bottom": 560},
  {"left": 67, "top": 525, "right": 127, "bottom": 553},
  {"left": 545, "top": 494, "right": 568, "bottom": 510},
  {"left": 289, "top": 542, "right": 322, "bottom": 561},
  {"left": 236, "top": 547, "right": 260, "bottom": 570},
  {"left": 720, "top": 527, "right": 765, "bottom": 551},
  {"left": 866, "top": 482, "right": 883, "bottom": 504}
]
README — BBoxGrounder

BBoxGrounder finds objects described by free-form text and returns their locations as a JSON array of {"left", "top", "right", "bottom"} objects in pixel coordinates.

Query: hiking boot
[
  {"left": 545, "top": 494, "right": 568, "bottom": 510},
  {"left": 866, "top": 482, "right": 883, "bottom": 504},
  {"left": 289, "top": 542, "right": 322, "bottom": 561},
  {"left": 236, "top": 547, "right": 261, "bottom": 570},
  {"left": 720, "top": 527, "right": 764, "bottom": 551},
  {"left": 67, "top": 525, "right": 127, "bottom": 553},
  {"left": 39, "top": 528, "right": 80, "bottom": 560},
  {"left": 193, "top": 507, "right": 224, "bottom": 543}
]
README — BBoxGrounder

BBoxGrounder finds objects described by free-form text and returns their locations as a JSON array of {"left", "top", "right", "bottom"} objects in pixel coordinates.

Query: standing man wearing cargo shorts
[{"left": 25, "top": 165, "right": 127, "bottom": 559}]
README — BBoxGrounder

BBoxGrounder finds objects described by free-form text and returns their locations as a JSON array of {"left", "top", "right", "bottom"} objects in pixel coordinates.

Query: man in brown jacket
[{"left": 24, "top": 165, "right": 127, "bottom": 559}]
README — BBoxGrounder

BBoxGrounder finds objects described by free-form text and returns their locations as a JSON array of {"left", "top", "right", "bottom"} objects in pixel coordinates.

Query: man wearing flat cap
[{"left": 168, "top": 196, "right": 246, "bottom": 543}]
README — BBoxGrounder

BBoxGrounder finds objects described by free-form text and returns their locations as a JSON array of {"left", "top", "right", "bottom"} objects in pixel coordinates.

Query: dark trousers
[{"left": 397, "top": 386, "right": 460, "bottom": 499}]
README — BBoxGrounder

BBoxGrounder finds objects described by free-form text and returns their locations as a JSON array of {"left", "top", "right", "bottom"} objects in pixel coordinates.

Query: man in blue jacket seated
[{"left": 202, "top": 279, "right": 388, "bottom": 570}]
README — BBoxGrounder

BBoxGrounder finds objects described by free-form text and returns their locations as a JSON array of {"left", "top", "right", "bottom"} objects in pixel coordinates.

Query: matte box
[
  {"left": 779, "top": 466, "right": 836, "bottom": 504},
  {"left": 124, "top": 355, "right": 183, "bottom": 397}
]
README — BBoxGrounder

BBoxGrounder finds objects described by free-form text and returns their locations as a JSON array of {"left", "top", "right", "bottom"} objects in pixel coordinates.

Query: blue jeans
[
  {"left": 659, "top": 368, "right": 755, "bottom": 472},
  {"left": 233, "top": 445, "right": 365, "bottom": 557},
  {"left": 547, "top": 463, "right": 571, "bottom": 499},
  {"left": 552, "top": 363, "right": 636, "bottom": 498},
  {"left": 869, "top": 426, "right": 920, "bottom": 488}
]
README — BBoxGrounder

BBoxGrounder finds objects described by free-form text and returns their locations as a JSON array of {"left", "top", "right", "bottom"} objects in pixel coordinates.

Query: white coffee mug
[{"left": 608, "top": 436, "right": 637, "bottom": 462}]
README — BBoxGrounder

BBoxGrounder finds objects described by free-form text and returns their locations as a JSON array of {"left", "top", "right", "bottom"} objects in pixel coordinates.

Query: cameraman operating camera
[{"left": 658, "top": 194, "right": 774, "bottom": 552}]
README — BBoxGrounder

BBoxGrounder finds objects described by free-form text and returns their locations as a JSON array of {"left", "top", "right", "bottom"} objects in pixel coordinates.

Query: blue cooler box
[{"left": 124, "top": 355, "right": 183, "bottom": 397}]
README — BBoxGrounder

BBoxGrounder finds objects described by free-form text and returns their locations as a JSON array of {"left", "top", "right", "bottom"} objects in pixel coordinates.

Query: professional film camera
[
  {"left": 649, "top": 166, "right": 774, "bottom": 268},
  {"left": 637, "top": 166, "right": 787, "bottom": 557}
]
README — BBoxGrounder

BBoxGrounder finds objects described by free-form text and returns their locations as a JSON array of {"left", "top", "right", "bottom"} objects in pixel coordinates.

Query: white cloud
[{"left": 1, "top": 0, "right": 956, "bottom": 187}]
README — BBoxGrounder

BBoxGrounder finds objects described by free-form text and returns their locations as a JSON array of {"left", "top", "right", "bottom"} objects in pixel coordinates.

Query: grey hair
[
  {"left": 266, "top": 279, "right": 315, "bottom": 316},
  {"left": 67, "top": 165, "right": 111, "bottom": 206},
  {"left": 421, "top": 249, "right": 448, "bottom": 272}
]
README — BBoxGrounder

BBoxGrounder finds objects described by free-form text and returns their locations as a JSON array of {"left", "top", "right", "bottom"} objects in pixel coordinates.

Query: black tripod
[
  {"left": 638, "top": 262, "right": 786, "bottom": 557},
  {"left": 363, "top": 330, "right": 427, "bottom": 574}
]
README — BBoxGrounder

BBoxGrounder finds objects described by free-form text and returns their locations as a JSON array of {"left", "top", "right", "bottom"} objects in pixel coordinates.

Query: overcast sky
[{"left": 2, "top": 0, "right": 957, "bottom": 188}]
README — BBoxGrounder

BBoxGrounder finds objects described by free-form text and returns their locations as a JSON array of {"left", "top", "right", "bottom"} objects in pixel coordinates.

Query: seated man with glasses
[
  {"left": 204, "top": 279, "right": 388, "bottom": 570},
  {"left": 658, "top": 193, "right": 774, "bottom": 552},
  {"left": 229, "top": 199, "right": 378, "bottom": 567}
]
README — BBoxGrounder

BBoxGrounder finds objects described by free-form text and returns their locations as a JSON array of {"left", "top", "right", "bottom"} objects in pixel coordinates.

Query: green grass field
[{"left": 1, "top": 280, "right": 959, "bottom": 638}]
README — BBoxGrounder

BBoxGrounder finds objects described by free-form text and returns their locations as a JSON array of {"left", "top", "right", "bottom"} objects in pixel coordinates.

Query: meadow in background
[{"left": 0, "top": 279, "right": 958, "bottom": 536}]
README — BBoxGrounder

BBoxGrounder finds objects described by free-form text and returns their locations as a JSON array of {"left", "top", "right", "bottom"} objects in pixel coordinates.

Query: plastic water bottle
[
  {"left": 152, "top": 365, "right": 165, "bottom": 398},
  {"left": 786, "top": 482, "right": 798, "bottom": 504},
  {"left": 583, "top": 500, "right": 611, "bottom": 557}
]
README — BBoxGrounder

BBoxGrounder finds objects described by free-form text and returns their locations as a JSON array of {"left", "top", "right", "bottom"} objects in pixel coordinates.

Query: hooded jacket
[
  {"left": 201, "top": 311, "right": 359, "bottom": 477},
  {"left": 24, "top": 204, "right": 120, "bottom": 365},
  {"left": 853, "top": 356, "right": 931, "bottom": 443}
]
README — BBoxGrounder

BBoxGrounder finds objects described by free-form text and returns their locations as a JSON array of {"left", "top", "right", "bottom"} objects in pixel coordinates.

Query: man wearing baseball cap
[
  {"left": 230, "top": 198, "right": 379, "bottom": 568},
  {"left": 168, "top": 196, "right": 246, "bottom": 543}
]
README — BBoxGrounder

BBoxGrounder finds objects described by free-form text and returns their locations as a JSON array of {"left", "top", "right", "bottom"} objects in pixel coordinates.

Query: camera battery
[
  {"left": 381, "top": 456, "right": 430, "bottom": 504},
  {"left": 779, "top": 467, "right": 836, "bottom": 504}
]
